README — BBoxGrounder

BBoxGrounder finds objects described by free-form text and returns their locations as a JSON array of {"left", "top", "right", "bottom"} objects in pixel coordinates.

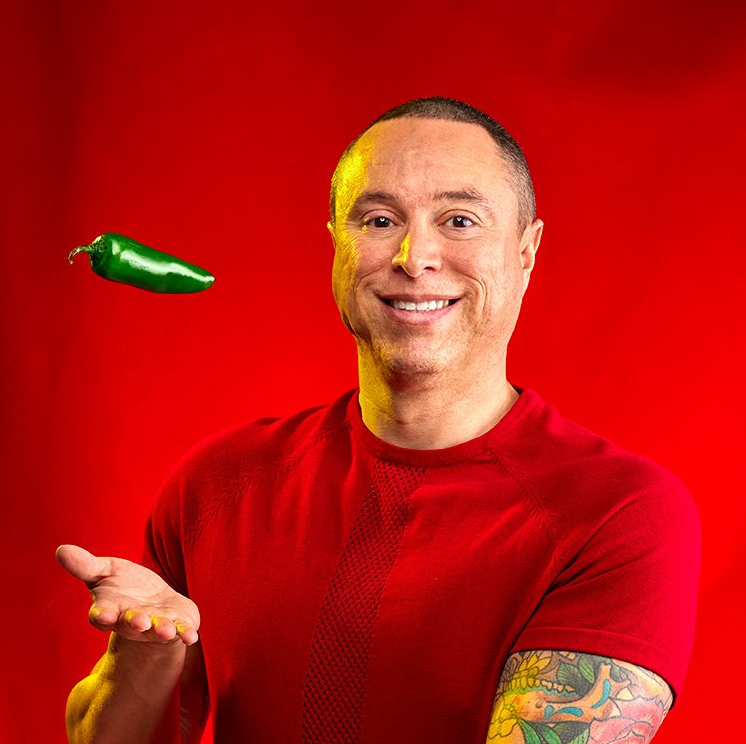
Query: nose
[{"left": 391, "top": 230, "right": 442, "bottom": 277}]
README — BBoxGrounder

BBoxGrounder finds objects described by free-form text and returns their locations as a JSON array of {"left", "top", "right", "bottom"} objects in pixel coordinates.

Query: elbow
[{"left": 65, "top": 675, "right": 99, "bottom": 744}]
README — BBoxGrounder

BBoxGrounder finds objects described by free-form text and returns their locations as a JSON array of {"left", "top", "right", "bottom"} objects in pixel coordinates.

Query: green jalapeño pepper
[{"left": 68, "top": 233, "right": 215, "bottom": 293}]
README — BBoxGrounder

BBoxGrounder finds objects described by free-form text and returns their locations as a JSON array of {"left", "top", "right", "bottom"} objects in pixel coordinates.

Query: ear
[
  {"left": 520, "top": 219, "right": 543, "bottom": 288},
  {"left": 327, "top": 220, "right": 338, "bottom": 252}
]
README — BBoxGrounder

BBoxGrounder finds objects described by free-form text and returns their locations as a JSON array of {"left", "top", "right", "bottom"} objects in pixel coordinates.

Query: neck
[{"left": 357, "top": 354, "right": 518, "bottom": 450}]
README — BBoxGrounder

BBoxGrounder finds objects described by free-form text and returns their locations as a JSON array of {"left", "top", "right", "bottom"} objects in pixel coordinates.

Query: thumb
[{"left": 56, "top": 544, "right": 111, "bottom": 586}]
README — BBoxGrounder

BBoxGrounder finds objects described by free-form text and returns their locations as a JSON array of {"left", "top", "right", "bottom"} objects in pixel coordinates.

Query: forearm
[{"left": 66, "top": 633, "right": 186, "bottom": 744}]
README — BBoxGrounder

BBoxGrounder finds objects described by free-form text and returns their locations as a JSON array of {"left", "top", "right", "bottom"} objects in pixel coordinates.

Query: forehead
[{"left": 337, "top": 118, "right": 513, "bottom": 209}]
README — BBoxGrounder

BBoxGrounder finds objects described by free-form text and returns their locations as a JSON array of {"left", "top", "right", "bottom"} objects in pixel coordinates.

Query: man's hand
[{"left": 56, "top": 544, "right": 200, "bottom": 646}]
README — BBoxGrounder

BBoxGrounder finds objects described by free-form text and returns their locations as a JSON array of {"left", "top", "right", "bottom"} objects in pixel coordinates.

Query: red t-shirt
[{"left": 144, "top": 388, "right": 700, "bottom": 743}]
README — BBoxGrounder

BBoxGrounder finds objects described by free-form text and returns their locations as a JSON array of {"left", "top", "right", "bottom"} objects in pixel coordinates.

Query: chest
[{"left": 184, "top": 453, "right": 557, "bottom": 741}]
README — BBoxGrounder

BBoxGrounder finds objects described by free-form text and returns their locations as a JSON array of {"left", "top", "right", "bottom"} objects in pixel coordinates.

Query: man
[{"left": 58, "top": 97, "right": 700, "bottom": 743}]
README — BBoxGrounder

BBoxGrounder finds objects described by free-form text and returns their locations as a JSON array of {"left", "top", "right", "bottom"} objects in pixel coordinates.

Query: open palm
[{"left": 57, "top": 544, "right": 200, "bottom": 645}]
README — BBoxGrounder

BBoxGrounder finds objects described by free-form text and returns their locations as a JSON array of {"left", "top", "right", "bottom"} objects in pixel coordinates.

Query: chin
[{"left": 371, "top": 341, "right": 453, "bottom": 380}]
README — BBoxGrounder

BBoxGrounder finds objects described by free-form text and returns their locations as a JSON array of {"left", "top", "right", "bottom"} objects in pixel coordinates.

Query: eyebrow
[
  {"left": 349, "top": 188, "right": 496, "bottom": 217},
  {"left": 432, "top": 189, "right": 496, "bottom": 217},
  {"left": 349, "top": 191, "right": 400, "bottom": 213}
]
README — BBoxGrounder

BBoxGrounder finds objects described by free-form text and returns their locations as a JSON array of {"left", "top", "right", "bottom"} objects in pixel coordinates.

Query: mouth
[{"left": 381, "top": 298, "right": 459, "bottom": 313}]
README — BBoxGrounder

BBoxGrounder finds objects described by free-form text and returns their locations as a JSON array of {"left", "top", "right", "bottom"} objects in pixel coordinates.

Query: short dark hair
[{"left": 329, "top": 96, "right": 536, "bottom": 233}]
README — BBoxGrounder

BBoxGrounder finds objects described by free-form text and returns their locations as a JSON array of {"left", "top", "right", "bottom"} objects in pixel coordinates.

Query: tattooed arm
[{"left": 487, "top": 651, "right": 672, "bottom": 744}]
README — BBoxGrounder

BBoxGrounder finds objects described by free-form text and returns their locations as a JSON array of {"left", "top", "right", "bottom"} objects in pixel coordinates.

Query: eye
[
  {"left": 364, "top": 215, "right": 395, "bottom": 229},
  {"left": 446, "top": 215, "right": 474, "bottom": 228}
]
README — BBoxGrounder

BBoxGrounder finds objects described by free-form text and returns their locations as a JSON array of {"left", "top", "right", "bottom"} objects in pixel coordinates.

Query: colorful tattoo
[{"left": 487, "top": 651, "right": 672, "bottom": 744}]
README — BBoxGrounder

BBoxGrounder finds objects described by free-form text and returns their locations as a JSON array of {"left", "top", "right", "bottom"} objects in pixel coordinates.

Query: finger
[
  {"left": 88, "top": 603, "right": 120, "bottom": 631},
  {"left": 149, "top": 614, "right": 178, "bottom": 641},
  {"left": 56, "top": 544, "right": 111, "bottom": 586},
  {"left": 174, "top": 621, "right": 199, "bottom": 646},
  {"left": 123, "top": 609, "right": 153, "bottom": 633}
]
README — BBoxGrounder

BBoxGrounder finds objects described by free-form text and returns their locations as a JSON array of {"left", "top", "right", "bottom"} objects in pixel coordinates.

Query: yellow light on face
[
  {"left": 392, "top": 233, "right": 411, "bottom": 268},
  {"left": 334, "top": 135, "right": 375, "bottom": 227},
  {"left": 330, "top": 133, "right": 378, "bottom": 314}
]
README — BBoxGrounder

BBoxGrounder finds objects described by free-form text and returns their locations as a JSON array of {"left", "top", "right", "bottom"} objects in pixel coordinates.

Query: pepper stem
[{"left": 68, "top": 244, "right": 94, "bottom": 264}]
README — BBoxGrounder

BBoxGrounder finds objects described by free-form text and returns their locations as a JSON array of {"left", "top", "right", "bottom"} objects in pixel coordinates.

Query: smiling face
[{"left": 330, "top": 117, "right": 543, "bottom": 384}]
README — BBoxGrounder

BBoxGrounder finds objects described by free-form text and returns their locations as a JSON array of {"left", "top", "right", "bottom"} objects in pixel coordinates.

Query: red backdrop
[{"left": 2, "top": 1, "right": 744, "bottom": 741}]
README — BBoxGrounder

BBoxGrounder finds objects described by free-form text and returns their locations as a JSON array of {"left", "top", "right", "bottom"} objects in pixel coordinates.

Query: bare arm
[
  {"left": 488, "top": 650, "right": 672, "bottom": 744},
  {"left": 58, "top": 545, "right": 208, "bottom": 744}
]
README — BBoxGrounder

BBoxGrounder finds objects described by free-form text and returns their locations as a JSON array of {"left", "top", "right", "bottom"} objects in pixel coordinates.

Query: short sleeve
[
  {"left": 141, "top": 463, "right": 190, "bottom": 597},
  {"left": 510, "top": 472, "right": 701, "bottom": 698}
]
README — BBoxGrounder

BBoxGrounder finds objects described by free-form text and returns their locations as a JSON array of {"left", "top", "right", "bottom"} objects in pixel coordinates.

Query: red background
[{"left": 2, "top": 1, "right": 744, "bottom": 741}]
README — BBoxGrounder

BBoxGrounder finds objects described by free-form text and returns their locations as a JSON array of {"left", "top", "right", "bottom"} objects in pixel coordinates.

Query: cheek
[
  {"left": 335, "top": 236, "right": 394, "bottom": 297},
  {"left": 466, "top": 256, "right": 526, "bottom": 319},
  {"left": 455, "top": 251, "right": 515, "bottom": 294},
  {"left": 331, "top": 236, "right": 361, "bottom": 305}
]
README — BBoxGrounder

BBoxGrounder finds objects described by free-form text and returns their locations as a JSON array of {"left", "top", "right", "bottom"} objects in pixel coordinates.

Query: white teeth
[{"left": 391, "top": 299, "right": 452, "bottom": 312}]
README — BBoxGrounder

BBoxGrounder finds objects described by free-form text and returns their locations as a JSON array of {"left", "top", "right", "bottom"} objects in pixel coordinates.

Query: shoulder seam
[{"left": 487, "top": 447, "right": 561, "bottom": 577}]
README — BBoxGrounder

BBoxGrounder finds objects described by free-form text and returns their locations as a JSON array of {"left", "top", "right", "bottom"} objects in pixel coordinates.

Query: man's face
[{"left": 329, "top": 117, "right": 543, "bottom": 381}]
